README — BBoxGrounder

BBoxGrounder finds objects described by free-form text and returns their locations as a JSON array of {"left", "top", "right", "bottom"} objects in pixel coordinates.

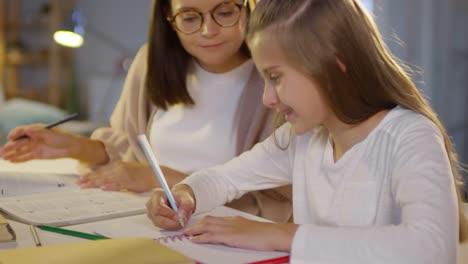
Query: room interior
[{"left": 0, "top": 0, "right": 467, "bottom": 188}]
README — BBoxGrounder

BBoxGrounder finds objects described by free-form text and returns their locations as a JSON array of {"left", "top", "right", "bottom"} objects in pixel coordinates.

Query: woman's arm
[
  {"left": 1, "top": 124, "right": 108, "bottom": 165},
  {"left": 90, "top": 44, "right": 151, "bottom": 164}
]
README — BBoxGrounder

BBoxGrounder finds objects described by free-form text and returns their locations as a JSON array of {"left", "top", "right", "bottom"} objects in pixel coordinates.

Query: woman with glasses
[{"left": 0, "top": 0, "right": 292, "bottom": 222}]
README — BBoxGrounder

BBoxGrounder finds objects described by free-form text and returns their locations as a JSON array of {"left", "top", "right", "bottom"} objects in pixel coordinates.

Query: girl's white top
[{"left": 182, "top": 106, "right": 458, "bottom": 264}]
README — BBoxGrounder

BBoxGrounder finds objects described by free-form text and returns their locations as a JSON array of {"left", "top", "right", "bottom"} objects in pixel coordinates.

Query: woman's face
[
  {"left": 169, "top": 0, "right": 248, "bottom": 73},
  {"left": 250, "top": 31, "right": 331, "bottom": 135}
]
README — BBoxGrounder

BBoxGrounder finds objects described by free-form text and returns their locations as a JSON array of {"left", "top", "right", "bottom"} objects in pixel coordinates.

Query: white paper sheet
[{"left": 81, "top": 207, "right": 289, "bottom": 264}]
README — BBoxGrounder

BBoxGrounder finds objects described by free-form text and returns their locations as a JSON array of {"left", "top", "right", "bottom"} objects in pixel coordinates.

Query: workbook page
[
  {"left": 81, "top": 207, "right": 289, "bottom": 264},
  {"left": 0, "top": 158, "right": 78, "bottom": 174},
  {"left": 0, "top": 171, "right": 79, "bottom": 197},
  {"left": 0, "top": 158, "right": 80, "bottom": 197}
]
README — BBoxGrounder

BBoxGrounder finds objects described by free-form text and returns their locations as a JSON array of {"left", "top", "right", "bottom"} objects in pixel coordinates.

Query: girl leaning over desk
[
  {"left": 0, "top": 0, "right": 292, "bottom": 223},
  {"left": 147, "top": 0, "right": 468, "bottom": 263}
]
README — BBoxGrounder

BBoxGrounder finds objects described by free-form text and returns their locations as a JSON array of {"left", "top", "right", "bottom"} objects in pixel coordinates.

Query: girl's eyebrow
[{"left": 262, "top": 65, "right": 280, "bottom": 76}]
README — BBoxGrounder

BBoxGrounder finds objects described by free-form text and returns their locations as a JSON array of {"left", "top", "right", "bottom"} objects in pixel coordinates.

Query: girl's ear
[{"left": 336, "top": 57, "right": 347, "bottom": 73}]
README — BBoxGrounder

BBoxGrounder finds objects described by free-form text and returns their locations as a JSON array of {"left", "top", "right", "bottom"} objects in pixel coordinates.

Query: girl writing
[{"left": 147, "top": 0, "right": 467, "bottom": 262}]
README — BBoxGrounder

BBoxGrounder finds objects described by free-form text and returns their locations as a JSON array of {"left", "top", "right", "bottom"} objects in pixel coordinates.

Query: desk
[
  {"left": 2, "top": 208, "right": 289, "bottom": 264},
  {"left": 1, "top": 206, "right": 266, "bottom": 249},
  {"left": 1, "top": 159, "right": 468, "bottom": 264}
]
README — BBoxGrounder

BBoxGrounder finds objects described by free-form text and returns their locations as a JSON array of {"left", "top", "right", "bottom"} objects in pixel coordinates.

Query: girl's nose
[{"left": 262, "top": 84, "right": 279, "bottom": 108}]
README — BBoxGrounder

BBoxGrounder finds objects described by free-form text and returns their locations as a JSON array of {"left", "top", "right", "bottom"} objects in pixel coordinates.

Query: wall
[
  {"left": 74, "top": 0, "right": 151, "bottom": 123},
  {"left": 374, "top": 0, "right": 468, "bottom": 188}
]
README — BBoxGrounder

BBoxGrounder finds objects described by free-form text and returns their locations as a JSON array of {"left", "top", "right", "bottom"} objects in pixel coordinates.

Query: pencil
[
  {"left": 137, "top": 134, "right": 185, "bottom": 228},
  {"left": 14, "top": 113, "right": 79, "bottom": 141},
  {"left": 29, "top": 225, "right": 42, "bottom": 247},
  {"left": 37, "top": 225, "right": 109, "bottom": 240}
]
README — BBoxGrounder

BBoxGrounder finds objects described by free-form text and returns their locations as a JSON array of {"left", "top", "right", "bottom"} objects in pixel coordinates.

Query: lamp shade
[{"left": 54, "top": 8, "right": 85, "bottom": 48}]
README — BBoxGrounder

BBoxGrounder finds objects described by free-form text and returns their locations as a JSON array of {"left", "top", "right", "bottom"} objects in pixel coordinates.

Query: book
[
  {"left": 0, "top": 159, "right": 148, "bottom": 226},
  {"left": 0, "top": 189, "right": 148, "bottom": 226},
  {"left": 0, "top": 213, "right": 15, "bottom": 242},
  {"left": 0, "top": 158, "right": 79, "bottom": 197},
  {"left": 79, "top": 206, "right": 290, "bottom": 264},
  {"left": 0, "top": 237, "right": 194, "bottom": 264}
]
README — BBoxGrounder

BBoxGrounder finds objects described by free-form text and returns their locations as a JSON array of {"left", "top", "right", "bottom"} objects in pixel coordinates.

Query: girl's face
[
  {"left": 170, "top": 0, "right": 248, "bottom": 73},
  {"left": 250, "top": 31, "right": 331, "bottom": 135}
]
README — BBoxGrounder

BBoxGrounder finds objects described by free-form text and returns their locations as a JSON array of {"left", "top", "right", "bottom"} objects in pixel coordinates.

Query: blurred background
[{"left": 0, "top": 0, "right": 467, "bottom": 195}]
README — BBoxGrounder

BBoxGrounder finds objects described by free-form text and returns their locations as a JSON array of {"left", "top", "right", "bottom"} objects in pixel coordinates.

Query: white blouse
[
  {"left": 150, "top": 60, "right": 253, "bottom": 174},
  {"left": 182, "top": 106, "right": 458, "bottom": 264}
]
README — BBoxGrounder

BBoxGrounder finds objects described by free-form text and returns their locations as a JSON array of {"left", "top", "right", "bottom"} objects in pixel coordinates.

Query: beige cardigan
[{"left": 91, "top": 45, "right": 292, "bottom": 222}]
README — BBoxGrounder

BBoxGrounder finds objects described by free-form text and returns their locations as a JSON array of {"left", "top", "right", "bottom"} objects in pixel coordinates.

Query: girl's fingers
[
  {"left": 190, "top": 232, "right": 223, "bottom": 244},
  {"left": 146, "top": 192, "right": 183, "bottom": 230},
  {"left": 184, "top": 216, "right": 224, "bottom": 235},
  {"left": 153, "top": 215, "right": 182, "bottom": 230}
]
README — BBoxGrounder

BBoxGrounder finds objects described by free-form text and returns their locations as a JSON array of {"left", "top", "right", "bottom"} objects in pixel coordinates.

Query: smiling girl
[{"left": 147, "top": 0, "right": 467, "bottom": 263}]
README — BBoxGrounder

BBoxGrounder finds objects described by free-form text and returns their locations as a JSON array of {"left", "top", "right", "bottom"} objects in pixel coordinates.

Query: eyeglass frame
[{"left": 166, "top": 0, "right": 248, "bottom": 35}]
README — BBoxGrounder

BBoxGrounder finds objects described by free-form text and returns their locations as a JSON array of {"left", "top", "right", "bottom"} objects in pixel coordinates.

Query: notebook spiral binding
[{"left": 155, "top": 234, "right": 189, "bottom": 243}]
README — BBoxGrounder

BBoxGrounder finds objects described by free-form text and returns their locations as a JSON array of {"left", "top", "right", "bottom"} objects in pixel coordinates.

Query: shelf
[
  {"left": 5, "top": 86, "right": 49, "bottom": 103},
  {"left": 4, "top": 21, "right": 49, "bottom": 31},
  {"left": 0, "top": 0, "right": 71, "bottom": 108},
  {"left": 5, "top": 49, "right": 49, "bottom": 65}
]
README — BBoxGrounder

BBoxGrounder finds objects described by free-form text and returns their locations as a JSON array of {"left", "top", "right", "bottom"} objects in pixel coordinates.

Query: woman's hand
[
  {"left": 146, "top": 184, "right": 196, "bottom": 230},
  {"left": 78, "top": 161, "right": 188, "bottom": 192},
  {"left": 78, "top": 161, "right": 156, "bottom": 192},
  {"left": 0, "top": 124, "right": 108, "bottom": 165},
  {"left": 184, "top": 216, "right": 298, "bottom": 252},
  {"left": 1, "top": 124, "right": 81, "bottom": 162}
]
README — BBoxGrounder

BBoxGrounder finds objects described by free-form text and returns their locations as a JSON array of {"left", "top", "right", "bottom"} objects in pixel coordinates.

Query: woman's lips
[{"left": 200, "top": 43, "right": 224, "bottom": 49}]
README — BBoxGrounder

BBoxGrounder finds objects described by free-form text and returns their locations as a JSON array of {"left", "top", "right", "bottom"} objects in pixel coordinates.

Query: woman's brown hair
[
  {"left": 146, "top": 0, "right": 251, "bottom": 110},
  {"left": 246, "top": 0, "right": 467, "bottom": 241}
]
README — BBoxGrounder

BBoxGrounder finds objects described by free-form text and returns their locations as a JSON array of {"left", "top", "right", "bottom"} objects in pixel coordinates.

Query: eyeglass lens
[{"left": 173, "top": 2, "right": 242, "bottom": 34}]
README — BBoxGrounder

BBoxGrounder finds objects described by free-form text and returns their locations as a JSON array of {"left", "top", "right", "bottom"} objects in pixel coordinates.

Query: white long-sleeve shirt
[{"left": 181, "top": 106, "right": 458, "bottom": 264}]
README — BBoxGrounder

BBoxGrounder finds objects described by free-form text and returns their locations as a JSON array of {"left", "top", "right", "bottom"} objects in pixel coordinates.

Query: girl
[
  {"left": 146, "top": 0, "right": 468, "bottom": 263},
  {"left": 0, "top": 0, "right": 292, "bottom": 223}
]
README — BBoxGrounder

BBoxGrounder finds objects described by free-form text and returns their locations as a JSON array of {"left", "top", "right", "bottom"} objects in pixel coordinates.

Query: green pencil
[{"left": 37, "top": 225, "right": 109, "bottom": 240}]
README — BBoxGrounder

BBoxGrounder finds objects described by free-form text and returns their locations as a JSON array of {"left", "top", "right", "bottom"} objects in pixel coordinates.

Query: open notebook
[
  {"left": 78, "top": 206, "right": 289, "bottom": 264},
  {"left": 0, "top": 159, "right": 147, "bottom": 226}
]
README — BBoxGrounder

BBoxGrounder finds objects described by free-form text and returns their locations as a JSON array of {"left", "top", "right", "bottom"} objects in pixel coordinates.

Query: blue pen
[{"left": 137, "top": 135, "right": 185, "bottom": 227}]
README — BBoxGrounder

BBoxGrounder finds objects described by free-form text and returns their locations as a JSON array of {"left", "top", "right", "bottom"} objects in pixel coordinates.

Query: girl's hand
[
  {"left": 146, "top": 184, "right": 196, "bottom": 230},
  {"left": 0, "top": 124, "right": 82, "bottom": 162},
  {"left": 184, "top": 216, "right": 298, "bottom": 252}
]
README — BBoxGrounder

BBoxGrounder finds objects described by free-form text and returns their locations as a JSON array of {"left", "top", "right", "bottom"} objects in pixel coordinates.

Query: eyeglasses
[{"left": 167, "top": 0, "right": 248, "bottom": 35}]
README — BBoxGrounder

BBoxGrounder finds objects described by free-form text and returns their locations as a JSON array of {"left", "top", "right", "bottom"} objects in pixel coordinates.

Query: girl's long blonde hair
[{"left": 246, "top": 0, "right": 467, "bottom": 242}]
